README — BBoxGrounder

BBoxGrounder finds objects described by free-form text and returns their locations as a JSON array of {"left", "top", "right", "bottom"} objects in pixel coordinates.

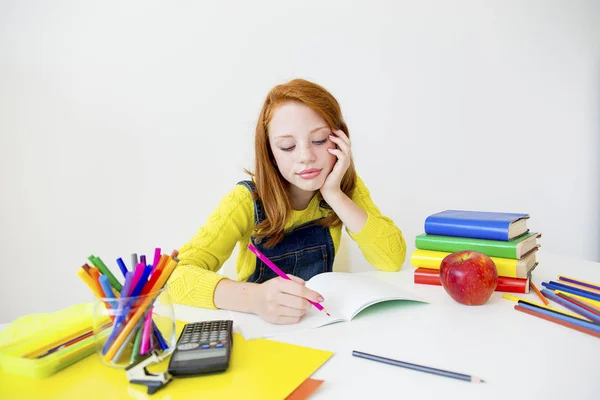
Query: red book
[{"left": 414, "top": 267, "right": 530, "bottom": 294}]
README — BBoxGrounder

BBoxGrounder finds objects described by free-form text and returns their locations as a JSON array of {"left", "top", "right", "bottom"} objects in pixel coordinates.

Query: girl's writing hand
[
  {"left": 320, "top": 129, "right": 352, "bottom": 200},
  {"left": 252, "top": 275, "right": 325, "bottom": 324}
]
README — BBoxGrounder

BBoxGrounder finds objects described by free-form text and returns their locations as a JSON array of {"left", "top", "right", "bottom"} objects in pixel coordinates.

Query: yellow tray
[{"left": 0, "top": 303, "right": 107, "bottom": 379}]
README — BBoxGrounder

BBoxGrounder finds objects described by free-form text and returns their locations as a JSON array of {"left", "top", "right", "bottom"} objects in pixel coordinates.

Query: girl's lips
[{"left": 297, "top": 169, "right": 322, "bottom": 179}]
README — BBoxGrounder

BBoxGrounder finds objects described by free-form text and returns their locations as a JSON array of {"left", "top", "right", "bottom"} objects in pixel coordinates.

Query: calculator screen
[{"left": 174, "top": 348, "right": 226, "bottom": 361}]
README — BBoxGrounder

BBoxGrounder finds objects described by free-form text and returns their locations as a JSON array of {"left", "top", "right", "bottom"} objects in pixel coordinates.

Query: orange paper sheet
[{"left": 286, "top": 378, "right": 325, "bottom": 400}]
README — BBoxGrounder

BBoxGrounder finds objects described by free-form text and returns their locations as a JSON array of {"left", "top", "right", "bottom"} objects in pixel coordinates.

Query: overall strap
[{"left": 236, "top": 180, "right": 266, "bottom": 225}]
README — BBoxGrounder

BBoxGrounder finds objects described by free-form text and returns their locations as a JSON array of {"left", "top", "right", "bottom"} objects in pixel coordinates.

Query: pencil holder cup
[{"left": 91, "top": 286, "right": 177, "bottom": 369}]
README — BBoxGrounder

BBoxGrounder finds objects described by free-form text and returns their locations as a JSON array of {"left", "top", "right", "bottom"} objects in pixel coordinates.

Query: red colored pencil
[
  {"left": 514, "top": 304, "right": 600, "bottom": 338},
  {"left": 556, "top": 292, "right": 600, "bottom": 317}
]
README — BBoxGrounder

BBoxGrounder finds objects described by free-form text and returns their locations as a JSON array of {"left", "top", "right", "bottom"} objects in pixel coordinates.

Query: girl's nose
[{"left": 298, "top": 145, "right": 316, "bottom": 163}]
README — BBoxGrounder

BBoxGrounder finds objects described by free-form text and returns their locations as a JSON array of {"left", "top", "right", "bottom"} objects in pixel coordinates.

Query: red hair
[{"left": 250, "top": 79, "right": 357, "bottom": 247}]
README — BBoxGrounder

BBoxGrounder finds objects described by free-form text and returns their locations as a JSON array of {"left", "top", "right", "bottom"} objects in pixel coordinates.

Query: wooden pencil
[
  {"left": 530, "top": 281, "right": 549, "bottom": 305},
  {"left": 515, "top": 304, "right": 600, "bottom": 338}
]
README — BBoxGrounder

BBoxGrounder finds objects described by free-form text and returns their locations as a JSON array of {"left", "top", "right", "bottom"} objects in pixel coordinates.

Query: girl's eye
[
  {"left": 280, "top": 145, "right": 295, "bottom": 152},
  {"left": 313, "top": 139, "right": 328, "bottom": 145}
]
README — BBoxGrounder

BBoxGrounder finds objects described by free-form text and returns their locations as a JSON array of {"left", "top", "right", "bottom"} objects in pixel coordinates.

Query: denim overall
[{"left": 237, "top": 181, "right": 335, "bottom": 283}]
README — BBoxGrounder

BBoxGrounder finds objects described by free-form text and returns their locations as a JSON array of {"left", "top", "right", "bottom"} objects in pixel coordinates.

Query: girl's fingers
[
  {"left": 331, "top": 129, "right": 350, "bottom": 145},
  {"left": 327, "top": 148, "right": 344, "bottom": 158},
  {"left": 328, "top": 137, "right": 349, "bottom": 155},
  {"left": 274, "top": 304, "right": 307, "bottom": 318},
  {"left": 276, "top": 292, "right": 312, "bottom": 311}
]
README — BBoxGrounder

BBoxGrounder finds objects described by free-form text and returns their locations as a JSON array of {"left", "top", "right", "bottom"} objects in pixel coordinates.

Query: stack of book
[{"left": 411, "top": 210, "right": 541, "bottom": 294}]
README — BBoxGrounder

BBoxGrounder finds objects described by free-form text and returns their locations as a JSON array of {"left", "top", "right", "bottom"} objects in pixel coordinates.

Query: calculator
[{"left": 167, "top": 320, "right": 233, "bottom": 377}]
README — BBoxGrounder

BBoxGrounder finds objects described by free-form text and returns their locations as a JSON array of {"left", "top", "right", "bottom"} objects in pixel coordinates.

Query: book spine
[
  {"left": 415, "top": 236, "right": 516, "bottom": 259},
  {"left": 424, "top": 219, "right": 509, "bottom": 241},
  {"left": 414, "top": 268, "right": 529, "bottom": 294},
  {"left": 410, "top": 250, "right": 520, "bottom": 278}
]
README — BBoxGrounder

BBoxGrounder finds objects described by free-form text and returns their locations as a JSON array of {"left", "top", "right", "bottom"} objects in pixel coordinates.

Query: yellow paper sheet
[{"left": 0, "top": 322, "right": 332, "bottom": 400}]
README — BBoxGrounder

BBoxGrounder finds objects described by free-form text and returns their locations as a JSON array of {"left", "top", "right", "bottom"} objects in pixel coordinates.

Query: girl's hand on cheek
[{"left": 320, "top": 129, "right": 352, "bottom": 200}]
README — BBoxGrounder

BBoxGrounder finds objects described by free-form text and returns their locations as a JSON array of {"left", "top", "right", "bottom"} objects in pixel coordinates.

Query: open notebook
[{"left": 232, "top": 272, "right": 427, "bottom": 340}]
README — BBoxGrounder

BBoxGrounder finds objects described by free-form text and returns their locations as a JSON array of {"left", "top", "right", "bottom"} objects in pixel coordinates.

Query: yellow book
[
  {"left": 410, "top": 249, "right": 538, "bottom": 278},
  {"left": 0, "top": 320, "right": 332, "bottom": 400}
]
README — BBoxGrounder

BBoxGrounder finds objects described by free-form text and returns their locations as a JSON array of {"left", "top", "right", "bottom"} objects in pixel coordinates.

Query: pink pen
[
  {"left": 247, "top": 243, "right": 330, "bottom": 316},
  {"left": 140, "top": 308, "right": 153, "bottom": 354},
  {"left": 130, "top": 263, "right": 145, "bottom": 292}
]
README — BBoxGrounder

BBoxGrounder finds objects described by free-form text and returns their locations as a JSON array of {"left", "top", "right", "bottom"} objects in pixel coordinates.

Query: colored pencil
[
  {"left": 89, "top": 255, "right": 122, "bottom": 291},
  {"left": 103, "top": 258, "right": 178, "bottom": 361},
  {"left": 540, "top": 289, "right": 600, "bottom": 327},
  {"left": 141, "top": 309, "right": 153, "bottom": 354},
  {"left": 247, "top": 243, "right": 330, "bottom": 316},
  {"left": 77, "top": 268, "right": 104, "bottom": 299},
  {"left": 552, "top": 279, "right": 600, "bottom": 294},
  {"left": 557, "top": 292, "right": 600, "bottom": 316},
  {"left": 503, "top": 295, "right": 589, "bottom": 321},
  {"left": 352, "top": 350, "right": 485, "bottom": 383},
  {"left": 558, "top": 275, "right": 600, "bottom": 291},
  {"left": 130, "top": 253, "right": 139, "bottom": 275},
  {"left": 116, "top": 257, "right": 129, "bottom": 278},
  {"left": 152, "top": 248, "right": 162, "bottom": 269},
  {"left": 98, "top": 275, "right": 118, "bottom": 309},
  {"left": 542, "top": 281, "right": 600, "bottom": 302},
  {"left": 555, "top": 292, "right": 600, "bottom": 324},
  {"left": 555, "top": 290, "right": 600, "bottom": 308},
  {"left": 530, "top": 282, "right": 549, "bottom": 305},
  {"left": 131, "top": 322, "right": 144, "bottom": 363},
  {"left": 558, "top": 292, "right": 600, "bottom": 315},
  {"left": 515, "top": 304, "right": 600, "bottom": 338}
]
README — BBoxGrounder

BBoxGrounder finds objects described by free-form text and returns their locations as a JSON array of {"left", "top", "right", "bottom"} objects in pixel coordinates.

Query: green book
[{"left": 415, "top": 232, "right": 541, "bottom": 259}]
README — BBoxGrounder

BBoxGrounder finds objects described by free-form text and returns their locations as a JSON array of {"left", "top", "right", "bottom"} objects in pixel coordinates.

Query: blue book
[{"left": 424, "top": 210, "right": 529, "bottom": 241}]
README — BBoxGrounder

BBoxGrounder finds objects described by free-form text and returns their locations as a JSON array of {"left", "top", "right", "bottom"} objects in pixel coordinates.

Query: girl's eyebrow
[{"left": 273, "top": 126, "right": 330, "bottom": 140}]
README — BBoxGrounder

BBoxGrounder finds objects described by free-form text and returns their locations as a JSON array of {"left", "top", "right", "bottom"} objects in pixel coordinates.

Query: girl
[{"left": 168, "top": 79, "right": 406, "bottom": 324}]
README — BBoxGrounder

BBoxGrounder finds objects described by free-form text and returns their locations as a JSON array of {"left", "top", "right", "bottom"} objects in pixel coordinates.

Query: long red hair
[{"left": 250, "top": 79, "right": 357, "bottom": 247}]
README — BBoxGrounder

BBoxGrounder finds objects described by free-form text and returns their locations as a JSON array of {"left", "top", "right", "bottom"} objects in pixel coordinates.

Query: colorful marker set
[
  {"left": 77, "top": 247, "right": 180, "bottom": 365},
  {"left": 505, "top": 275, "right": 600, "bottom": 338}
]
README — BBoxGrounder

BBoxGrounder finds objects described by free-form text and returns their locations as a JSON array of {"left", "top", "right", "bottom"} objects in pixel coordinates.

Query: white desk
[
  {"left": 2, "top": 253, "right": 599, "bottom": 399},
  {"left": 173, "top": 252, "right": 600, "bottom": 400}
]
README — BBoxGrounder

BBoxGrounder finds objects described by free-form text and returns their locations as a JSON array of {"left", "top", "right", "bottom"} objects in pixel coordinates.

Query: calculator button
[
  {"left": 178, "top": 343, "right": 199, "bottom": 351},
  {"left": 209, "top": 342, "right": 217, "bottom": 346},
  {"left": 201, "top": 344, "right": 210, "bottom": 349},
  {"left": 216, "top": 344, "right": 224, "bottom": 348}
]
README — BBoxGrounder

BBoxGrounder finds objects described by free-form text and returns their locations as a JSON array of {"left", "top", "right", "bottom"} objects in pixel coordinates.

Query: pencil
[
  {"left": 515, "top": 304, "right": 600, "bottom": 338},
  {"left": 504, "top": 295, "right": 589, "bottom": 321},
  {"left": 77, "top": 268, "right": 104, "bottom": 299},
  {"left": 555, "top": 292, "right": 600, "bottom": 324},
  {"left": 555, "top": 290, "right": 600, "bottom": 308},
  {"left": 530, "top": 282, "right": 549, "bottom": 306},
  {"left": 103, "top": 258, "right": 178, "bottom": 362},
  {"left": 247, "top": 243, "right": 330, "bottom": 316},
  {"left": 352, "top": 350, "right": 485, "bottom": 383},
  {"left": 542, "top": 281, "right": 600, "bottom": 302},
  {"left": 558, "top": 275, "right": 600, "bottom": 291},
  {"left": 559, "top": 292, "right": 600, "bottom": 315},
  {"left": 552, "top": 279, "right": 600, "bottom": 294}
]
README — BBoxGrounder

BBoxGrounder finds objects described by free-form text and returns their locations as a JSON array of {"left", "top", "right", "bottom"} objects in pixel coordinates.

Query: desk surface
[
  {"left": 172, "top": 252, "right": 600, "bottom": 400},
  {"left": 2, "top": 252, "right": 599, "bottom": 399}
]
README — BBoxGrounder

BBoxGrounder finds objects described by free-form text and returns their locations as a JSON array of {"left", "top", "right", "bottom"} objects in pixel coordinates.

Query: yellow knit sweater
[{"left": 168, "top": 176, "right": 406, "bottom": 308}]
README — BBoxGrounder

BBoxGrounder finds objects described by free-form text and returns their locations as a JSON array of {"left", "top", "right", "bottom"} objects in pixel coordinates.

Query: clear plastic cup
[{"left": 92, "top": 286, "right": 176, "bottom": 369}]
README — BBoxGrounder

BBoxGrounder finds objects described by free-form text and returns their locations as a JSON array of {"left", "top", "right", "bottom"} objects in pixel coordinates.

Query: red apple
[{"left": 439, "top": 250, "right": 498, "bottom": 305}]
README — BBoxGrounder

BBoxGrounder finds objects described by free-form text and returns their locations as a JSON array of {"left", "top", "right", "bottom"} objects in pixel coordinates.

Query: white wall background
[{"left": 1, "top": 0, "right": 598, "bottom": 322}]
